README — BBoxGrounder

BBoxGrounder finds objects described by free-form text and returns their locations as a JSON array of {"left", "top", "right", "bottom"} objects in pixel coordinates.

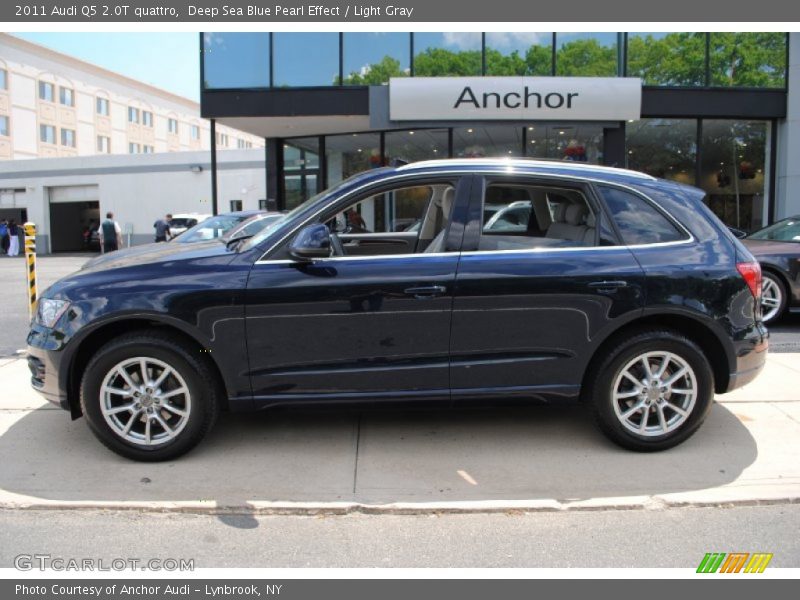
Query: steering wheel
[{"left": 329, "top": 232, "right": 345, "bottom": 257}]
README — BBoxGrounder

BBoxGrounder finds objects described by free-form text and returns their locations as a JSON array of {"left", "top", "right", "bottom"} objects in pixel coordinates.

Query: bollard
[{"left": 23, "top": 222, "right": 37, "bottom": 319}]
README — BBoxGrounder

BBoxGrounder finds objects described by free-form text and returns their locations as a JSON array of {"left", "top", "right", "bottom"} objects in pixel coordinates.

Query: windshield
[
  {"left": 748, "top": 217, "right": 800, "bottom": 242},
  {"left": 170, "top": 217, "right": 198, "bottom": 229},
  {"left": 175, "top": 214, "right": 250, "bottom": 244}
]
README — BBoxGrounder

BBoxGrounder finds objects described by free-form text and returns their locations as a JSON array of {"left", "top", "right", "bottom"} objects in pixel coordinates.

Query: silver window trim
[{"left": 253, "top": 168, "right": 695, "bottom": 265}]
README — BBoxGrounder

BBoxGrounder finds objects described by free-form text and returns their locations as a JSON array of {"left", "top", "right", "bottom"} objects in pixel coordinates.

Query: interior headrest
[
  {"left": 565, "top": 204, "right": 588, "bottom": 226},
  {"left": 585, "top": 212, "right": 596, "bottom": 227},
  {"left": 552, "top": 203, "right": 568, "bottom": 223}
]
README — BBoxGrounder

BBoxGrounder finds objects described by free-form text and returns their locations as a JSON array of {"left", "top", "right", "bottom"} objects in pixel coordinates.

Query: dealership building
[{"left": 202, "top": 32, "right": 798, "bottom": 233}]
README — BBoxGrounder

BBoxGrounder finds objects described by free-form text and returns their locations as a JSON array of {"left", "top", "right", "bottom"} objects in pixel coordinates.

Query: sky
[{"left": 15, "top": 32, "right": 200, "bottom": 101}]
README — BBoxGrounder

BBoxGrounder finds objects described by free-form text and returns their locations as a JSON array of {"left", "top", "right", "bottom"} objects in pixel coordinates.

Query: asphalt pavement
[{"left": 2, "top": 504, "right": 799, "bottom": 568}]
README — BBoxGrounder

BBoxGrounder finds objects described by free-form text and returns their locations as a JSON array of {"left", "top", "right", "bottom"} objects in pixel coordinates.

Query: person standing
[
  {"left": 6, "top": 219, "right": 20, "bottom": 257},
  {"left": 0, "top": 219, "right": 8, "bottom": 255},
  {"left": 98, "top": 212, "right": 122, "bottom": 254},
  {"left": 153, "top": 213, "right": 173, "bottom": 242}
]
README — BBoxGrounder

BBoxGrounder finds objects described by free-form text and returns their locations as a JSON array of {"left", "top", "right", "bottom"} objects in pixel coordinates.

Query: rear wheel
[
  {"left": 589, "top": 330, "right": 714, "bottom": 452},
  {"left": 761, "top": 272, "right": 787, "bottom": 324},
  {"left": 80, "top": 331, "right": 220, "bottom": 461}
]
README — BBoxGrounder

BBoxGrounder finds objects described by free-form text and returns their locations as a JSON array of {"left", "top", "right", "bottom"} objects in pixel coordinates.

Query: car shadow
[{"left": 0, "top": 400, "right": 757, "bottom": 514}]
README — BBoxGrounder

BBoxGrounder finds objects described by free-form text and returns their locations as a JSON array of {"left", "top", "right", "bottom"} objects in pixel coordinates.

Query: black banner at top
[{"left": 4, "top": 0, "right": 800, "bottom": 22}]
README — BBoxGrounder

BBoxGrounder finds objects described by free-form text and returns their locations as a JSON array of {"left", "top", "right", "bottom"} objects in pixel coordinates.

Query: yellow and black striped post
[{"left": 23, "top": 222, "right": 37, "bottom": 319}]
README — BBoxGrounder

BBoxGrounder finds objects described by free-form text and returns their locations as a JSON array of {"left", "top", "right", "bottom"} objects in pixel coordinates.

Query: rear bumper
[{"left": 724, "top": 323, "right": 768, "bottom": 393}]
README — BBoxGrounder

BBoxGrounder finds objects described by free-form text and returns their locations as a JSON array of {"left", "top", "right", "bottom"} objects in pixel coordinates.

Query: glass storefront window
[
  {"left": 700, "top": 120, "right": 769, "bottom": 232},
  {"left": 453, "top": 126, "right": 522, "bottom": 158},
  {"left": 525, "top": 124, "right": 604, "bottom": 163},
  {"left": 555, "top": 33, "right": 618, "bottom": 76},
  {"left": 485, "top": 32, "right": 553, "bottom": 76},
  {"left": 413, "top": 33, "right": 482, "bottom": 76},
  {"left": 203, "top": 33, "right": 270, "bottom": 89},
  {"left": 626, "top": 33, "right": 705, "bottom": 86},
  {"left": 342, "top": 33, "right": 410, "bottom": 85},
  {"left": 710, "top": 33, "right": 786, "bottom": 88},
  {"left": 326, "top": 132, "right": 382, "bottom": 186},
  {"left": 273, "top": 33, "right": 339, "bottom": 87},
  {"left": 626, "top": 118, "right": 697, "bottom": 184},
  {"left": 283, "top": 138, "right": 320, "bottom": 210},
  {"left": 384, "top": 129, "right": 448, "bottom": 164}
]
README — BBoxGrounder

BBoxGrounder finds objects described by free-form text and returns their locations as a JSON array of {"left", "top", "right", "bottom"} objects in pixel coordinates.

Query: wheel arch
[
  {"left": 581, "top": 313, "right": 733, "bottom": 399},
  {"left": 65, "top": 317, "right": 229, "bottom": 419}
]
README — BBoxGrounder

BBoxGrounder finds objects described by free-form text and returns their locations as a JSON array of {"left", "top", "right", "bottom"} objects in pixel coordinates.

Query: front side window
[
  {"left": 480, "top": 183, "right": 601, "bottom": 250},
  {"left": 325, "top": 183, "right": 455, "bottom": 256},
  {"left": 598, "top": 185, "right": 686, "bottom": 245},
  {"left": 748, "top": 217, "right": 800, "bottom": 242},
  {"left": 38, "top": 81, "right": 55, "bottom": 102}
]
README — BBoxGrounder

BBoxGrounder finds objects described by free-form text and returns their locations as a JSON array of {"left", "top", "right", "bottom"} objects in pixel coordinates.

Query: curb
[{"left": 1, "top": 495, "right": 799, "bottom": 516}]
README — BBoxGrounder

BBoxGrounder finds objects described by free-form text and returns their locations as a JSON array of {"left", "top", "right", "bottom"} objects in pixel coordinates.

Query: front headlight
[{"left": 36, "top": 298, "right": 71, "bottom": 328}]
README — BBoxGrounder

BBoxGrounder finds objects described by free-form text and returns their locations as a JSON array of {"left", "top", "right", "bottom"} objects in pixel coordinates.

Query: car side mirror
[{"left": 288, "top": 224, "right": 332, "bottom": 261}]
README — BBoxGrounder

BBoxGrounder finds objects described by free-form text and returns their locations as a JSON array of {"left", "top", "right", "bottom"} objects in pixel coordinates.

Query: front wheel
[
  {"left": 589, "top": 330, "right": 714, "bottom": 452},
  {"left": 80, "top": 331, "right": 220, "bottom": 461}
]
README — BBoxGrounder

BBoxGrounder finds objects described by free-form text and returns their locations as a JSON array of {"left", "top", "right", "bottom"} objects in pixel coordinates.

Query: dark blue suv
[{"left": 27, "top": 159, "right": 768, "bottom": 460}]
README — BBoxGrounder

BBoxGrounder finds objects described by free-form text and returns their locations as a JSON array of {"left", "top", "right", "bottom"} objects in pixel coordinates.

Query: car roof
[{"left": 393, "top": 158, "right": 657, "bottom": 185}]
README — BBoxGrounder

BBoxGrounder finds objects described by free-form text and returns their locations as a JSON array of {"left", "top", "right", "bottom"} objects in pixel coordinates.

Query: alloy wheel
[
  {"left": 611, "top": 351, "right": 697, "bottom": 437},
  {"left": 99, "top": 356, "right": 192, "bottom": 446},
  {"left": 761, "top": 276, "right": 783, "bottom": 323}
]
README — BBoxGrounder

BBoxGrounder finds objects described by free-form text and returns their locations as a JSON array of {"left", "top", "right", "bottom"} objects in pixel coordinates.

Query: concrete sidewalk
[{"left": 0, "top": 353, "right": 799, "bottom": 514}]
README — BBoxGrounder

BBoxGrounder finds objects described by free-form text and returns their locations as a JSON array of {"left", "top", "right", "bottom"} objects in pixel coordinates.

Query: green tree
[
  {"left": 627, "top": 33, "right": 706, "bottom": 86},
  {"left": 339, "top": 55, "right": 407, "bottom": 85},
  {"left": 556, "top": 38, "right": 617, "bottom": 76},
  {"left": 710, "top": 32, "right": 786, "bottom": 87},
  {"left": 413, "top": 47, "right": 482, "bottom": 76}
]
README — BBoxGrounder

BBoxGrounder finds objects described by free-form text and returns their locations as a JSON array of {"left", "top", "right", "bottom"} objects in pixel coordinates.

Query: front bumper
[{"left": 27, "top": 324, "right": 70, "bottom": 412}]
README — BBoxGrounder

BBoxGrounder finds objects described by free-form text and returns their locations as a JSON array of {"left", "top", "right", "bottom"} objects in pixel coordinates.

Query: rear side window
[{"left": 598, "top": 186, "right": 687, "bottom": 245}]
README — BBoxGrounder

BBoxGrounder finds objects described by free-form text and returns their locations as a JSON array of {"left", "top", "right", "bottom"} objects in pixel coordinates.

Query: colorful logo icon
[{"left": 697, "top": 552, "right": 773, "bottom": 573}]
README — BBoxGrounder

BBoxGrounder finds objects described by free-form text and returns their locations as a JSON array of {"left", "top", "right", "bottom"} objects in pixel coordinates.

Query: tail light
[{"left": 736, "top": 261, "right": 762, "bottom": 301}]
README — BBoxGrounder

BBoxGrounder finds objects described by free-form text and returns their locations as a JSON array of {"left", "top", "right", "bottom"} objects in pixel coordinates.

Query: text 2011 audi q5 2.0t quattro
[{"left": 28, "top": 159, "right": 768, "bottom": 461}]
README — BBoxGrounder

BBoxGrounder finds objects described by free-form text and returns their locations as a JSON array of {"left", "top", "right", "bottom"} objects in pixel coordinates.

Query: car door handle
[
  {"left": 588, "top": 280, "right": 628, "bottom": 293},
  {"left": 404, "top": 285, "right": 447, "bottom": 299}
]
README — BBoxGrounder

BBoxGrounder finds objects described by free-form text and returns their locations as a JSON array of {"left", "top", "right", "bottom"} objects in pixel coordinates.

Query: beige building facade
[{"left": 0, "top": 33, "right": 262, "bottom": 161}]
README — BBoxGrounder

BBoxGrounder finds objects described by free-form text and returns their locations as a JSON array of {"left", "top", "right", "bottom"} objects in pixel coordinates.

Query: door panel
[
  {"left": 450, "top": 248, "right": 645, "bottom": 396},
  {"left": 339, "top": 232, "right": 418, "bottom": 256},
  {"left": 245, "top": 255, "right": 458, "bottom": 404}
]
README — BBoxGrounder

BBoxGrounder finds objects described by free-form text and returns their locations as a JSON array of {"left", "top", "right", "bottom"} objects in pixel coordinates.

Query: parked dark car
[
  {"left": 28, "top": 159, "right": 767, "bottom": 461},
  {"left": 743, "top": 215, "right": 800, "bottom": 324}
]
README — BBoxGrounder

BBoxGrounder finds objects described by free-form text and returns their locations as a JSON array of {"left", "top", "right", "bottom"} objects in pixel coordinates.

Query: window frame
[
  {"left": 168, "top": 118, "right": 179, "bottom": 134},
  {"left": 260, "top": 173, "right": 466, "bottom": 262},
  {"left": 127, "top": 107, "right": 140, "bottom": 124},
  {"left": 463, "top": 174, "right": 611, "bottom": 252},
  {"left": 39, "top": 124, "right": 56, "bottom": 144},
  {"left": 59, "top": 86, "right": 74, "bottom": 107},
  {"left": 60, "top": 127, "right": 76, "bottom": 147},
  {"left": 0, "top": 115, "right": 9, "bottom": 137},
  {"left": 142, "top": 110, "right": 154, "bottom": 127},
  {"left": 38, "top": 81, "right": 55, "bottom": 102},
  {"left": 0, "top": 69, "right": 7, "bottom": 91},
  {"left": 594, "top": 182, "right": 693, "bottom": 247},
  {"left": 96, "top": 97, "right": 110, "bottom": 116}
]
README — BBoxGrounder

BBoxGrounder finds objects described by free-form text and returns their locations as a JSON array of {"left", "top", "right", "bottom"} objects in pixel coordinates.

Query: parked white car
[{"left": 168, "top": 213, "right": 211, "bottom": 236}]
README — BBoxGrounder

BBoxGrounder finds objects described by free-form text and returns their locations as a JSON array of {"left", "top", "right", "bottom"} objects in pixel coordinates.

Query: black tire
[
  {"left": 80, "top": 331, "right": 220, "bottom": 461},
  {"left": 761, "top": 272, "right": 788, "bottom": 325},
  {"left": 589, "top": 329, "right": 714, "bottom": 452}
]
